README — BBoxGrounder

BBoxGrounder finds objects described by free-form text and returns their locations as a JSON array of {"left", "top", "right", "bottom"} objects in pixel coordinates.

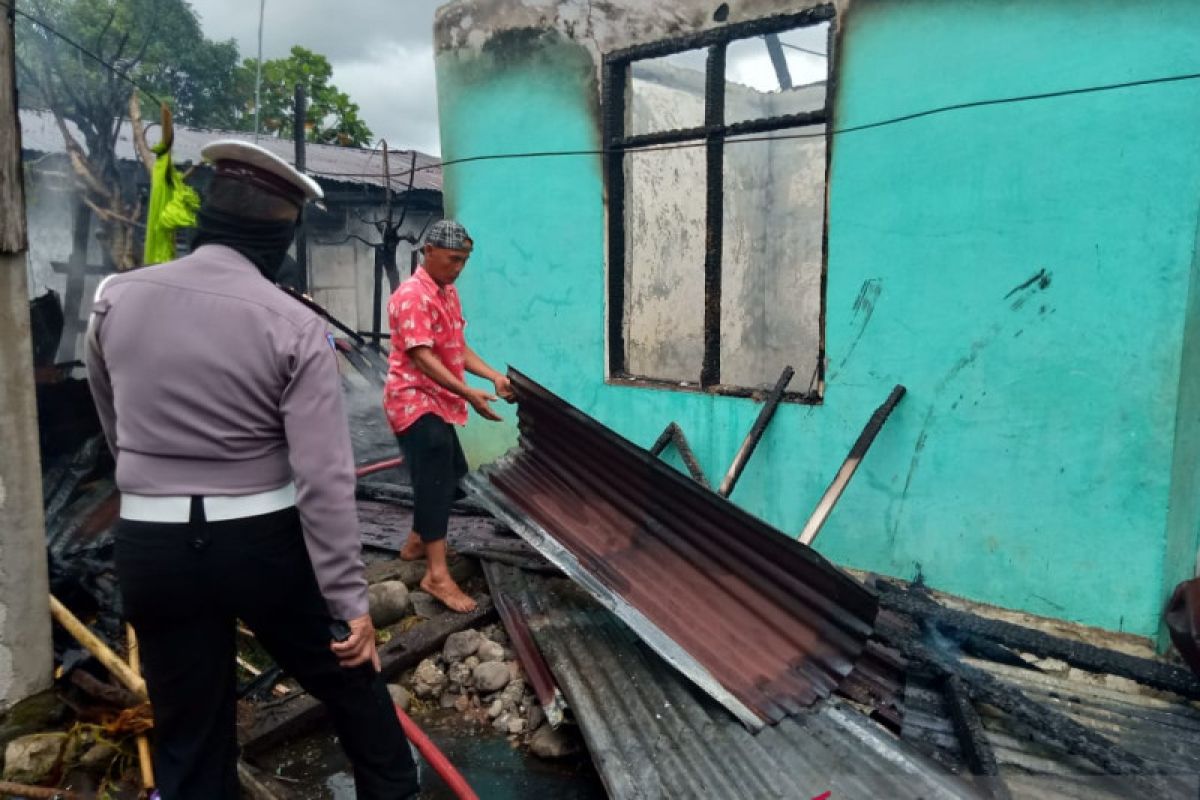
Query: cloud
[
  {"left": 334, "top": 46, "right": 442, "bottom": 155},
  {"left": 188, "top": 0, "right": 444, "bottom": 153},
  {"left": 184, "top": 1, "right": 831, "bottom": 156}
]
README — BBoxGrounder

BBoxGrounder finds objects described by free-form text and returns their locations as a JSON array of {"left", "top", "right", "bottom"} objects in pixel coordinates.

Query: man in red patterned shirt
[{"left": 384, "top": 220, "right": 511, "bottom": 612}]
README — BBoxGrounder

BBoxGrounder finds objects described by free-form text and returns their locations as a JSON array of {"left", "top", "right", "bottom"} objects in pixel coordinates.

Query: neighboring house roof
[{"left": 18, "top": 108, "right": 442, "bottom": 193}]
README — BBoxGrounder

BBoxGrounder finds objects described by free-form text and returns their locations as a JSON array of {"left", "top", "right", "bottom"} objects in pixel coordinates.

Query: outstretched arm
[
  {"left": 410, "top": 346, "right": 502, "bottom": 421},
  {"left": 464, "top": 345, "right": 513, "bottom": 401}
]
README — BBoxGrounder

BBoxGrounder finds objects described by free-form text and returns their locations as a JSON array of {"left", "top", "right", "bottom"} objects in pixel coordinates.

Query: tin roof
[
  {"left": 466, "top": 370, "right": 880, "bottom": 729},
  {"left": 502, "top": 566, "right": 977, "bottom": 800},
  {"left": 18, "top": 109, "right": 442, "bottom": 193}
]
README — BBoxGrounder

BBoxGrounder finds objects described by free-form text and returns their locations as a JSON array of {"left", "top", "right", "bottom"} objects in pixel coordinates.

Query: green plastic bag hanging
[{"left": 142, "top": 110, "right": 199, "bottom": 265}]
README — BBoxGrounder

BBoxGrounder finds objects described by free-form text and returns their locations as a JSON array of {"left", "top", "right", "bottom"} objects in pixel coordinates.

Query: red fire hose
[
  {"left": 356, "top": 456, "right": 404, "bottom": 478},
  {"left": 395, "top": 704, "right": 478, "bottom": 800},
  {"left": 355, "top": 456, "right": 475, "bottom": 797}
]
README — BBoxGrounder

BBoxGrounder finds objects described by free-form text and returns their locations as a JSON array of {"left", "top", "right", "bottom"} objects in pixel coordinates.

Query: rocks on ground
[
  {"left": 3, "top": 732, "right": 69, "bottom": 785},
  {"left": 411, "top": 659, "right": 447, "bottom": 699},
  {"left": 443, "top": 630, "right": 481, "bottom": 662},
  {"left": 528, "top": 723, "right": 582, "bottom": 759},
  {"left": 368, "top": 581, "right": 411, "bottom": 628},
  {"left": 406, "top": 623, "right": 567, "bottom": 756},
  {"left": 387, "top": 683, "right": 411, "bottom": 712}
]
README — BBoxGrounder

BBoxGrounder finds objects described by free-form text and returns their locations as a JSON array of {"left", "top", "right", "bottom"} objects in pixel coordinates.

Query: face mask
[{"left": 190, "top": 207, "right": 297, "bottom": 282}]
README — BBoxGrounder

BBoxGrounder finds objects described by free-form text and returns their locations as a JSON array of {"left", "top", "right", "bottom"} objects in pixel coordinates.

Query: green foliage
[
  {"left": 16, "top": 1, "right": 374, "bottom": 146},
  {"left": 15, "top": 0, "right": 241, "bottom": 140},
  {"left": 232, "top": 46, "right": 374, "bottom": 147}
]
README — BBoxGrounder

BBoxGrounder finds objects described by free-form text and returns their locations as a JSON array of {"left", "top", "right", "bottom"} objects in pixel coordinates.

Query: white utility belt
[{"left": 120, "top": 482, "right": 297, "bottom": 523}]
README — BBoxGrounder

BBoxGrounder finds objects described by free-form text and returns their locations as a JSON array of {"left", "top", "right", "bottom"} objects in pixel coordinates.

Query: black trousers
[
  {"left": 115, "top": 501, "right": 418, "bottom": 800},
  {"left": 395, "top": 413, "right": 468, "bottom": 542}
]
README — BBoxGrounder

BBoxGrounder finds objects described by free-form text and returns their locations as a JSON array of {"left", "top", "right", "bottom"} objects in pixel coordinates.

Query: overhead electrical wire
[
  {"left": 1, "top": 0, "right": 165, "bottom": 105},
  {"left": 5, "top": 0, "right": 1199, "bottom": 192},
  {"left": 307, "top": 68, "right": 1200, "bottom": 187},
  {"left": 778, "top": 40, "right": 827, "bottom": 58}
]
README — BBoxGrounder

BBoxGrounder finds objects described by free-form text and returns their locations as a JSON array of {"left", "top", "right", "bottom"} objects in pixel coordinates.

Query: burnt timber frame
[{"left": 603, "top": 5, "right": 835, "bottom": 401}]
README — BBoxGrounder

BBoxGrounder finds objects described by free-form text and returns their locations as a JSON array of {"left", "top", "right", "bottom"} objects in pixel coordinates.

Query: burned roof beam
[
  {"left": 763, "top": 34, "right": 793, "bottom": 90},
  {"left": 878, "top": 618, "right": 1189, "bottom": 796},
  {"left": 879, "top": 582, "right": 1200, "bottom": 699},
  {"left": 800, "top": 385, "right": 906, "bottom": 545},
  {"left": 942, "top": 674, "right": 1012, "bottom": 800},
  {"left": 616, "top": 110, "right": 827, "bottom": 155},
  {"left": 649, "top": 422, "right": 710, "bottom": 487},
  {"left": 718, "top": 365, "right": 793, "bottom": 497},
  {"left": 605, "top": 5, "right": 836, "bottom": 63}
]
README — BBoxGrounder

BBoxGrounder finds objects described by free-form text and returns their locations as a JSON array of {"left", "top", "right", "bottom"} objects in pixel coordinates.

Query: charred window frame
[{"left": 603, "top": 5, "right": 835, "bottom": 402}]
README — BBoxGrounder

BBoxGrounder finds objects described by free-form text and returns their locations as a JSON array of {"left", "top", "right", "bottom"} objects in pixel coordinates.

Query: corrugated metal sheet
[
  {"left": 18, "top": 109, "right": 442, "bottom": 192},
  {"left": 903, "top": 658, "right": 1200, "bottom": 799},
  {"left": 466, "top": 370, "right": 879, "bottom": 729},
  {"left": 504, "top": 566, "right": 978, "bottom": 800}
]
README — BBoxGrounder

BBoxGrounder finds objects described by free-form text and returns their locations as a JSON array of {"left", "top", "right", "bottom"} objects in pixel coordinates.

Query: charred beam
[
  {"left": 763, "top": 34, "right": 793, "bottom": 90},
  {"left": 878, "top": 619, "right": 1186, "bottom": 796},
  {"left": 799, "top": 385, "right": 905, "bottom": 545},
  {"left": 942, "top": 674, "right": 1011, "bottom": 799},
  {"left": 718, "top": 366, "right": 794, "bottom": 497},
  {"left": 648, "top": 422, "right": 710, "bottom": 488},
  {"left": 879, "top": 583, "right": 1200, "bottom": 700},
  {"left": 701, "top": 43, "right": 725, "bottom": 387},
  {"left": 603, "top": 57, "right": 628, "bottom": 377},
  {"left": 606, "top": 5, "right": 836, "bottom": 63}
]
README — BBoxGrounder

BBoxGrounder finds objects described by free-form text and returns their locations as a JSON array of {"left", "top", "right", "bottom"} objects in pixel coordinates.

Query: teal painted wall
[{"left": 435, "top": 1, "right": 1200, "bottom": 638}]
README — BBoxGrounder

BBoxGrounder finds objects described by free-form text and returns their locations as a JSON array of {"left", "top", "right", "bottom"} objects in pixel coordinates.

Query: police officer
[{"left": 85, "top": 140, "right": 418, "bottom": 799}]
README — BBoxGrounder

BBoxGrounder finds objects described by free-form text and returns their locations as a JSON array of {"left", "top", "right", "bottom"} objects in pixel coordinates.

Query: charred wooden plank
[{"left": 879, "top": 582, "right": 1200, "bottom": 699}]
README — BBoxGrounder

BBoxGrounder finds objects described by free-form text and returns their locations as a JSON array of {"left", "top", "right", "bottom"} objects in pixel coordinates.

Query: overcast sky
[
  {"left": 187, "top": 0, "right": 445, "bottom": 154},
  {"left": 185, "top": 1, "right": 829, "bottom": 157}
]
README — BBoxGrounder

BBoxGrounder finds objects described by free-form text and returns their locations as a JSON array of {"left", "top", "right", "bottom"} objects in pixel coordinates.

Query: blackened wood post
[
  {"left": 649, "top": 422, "right": 710, "bottom": 488},
  {"left": 718, "top": 365, "right": 794, "bottom": 497},
  {"left": 293, "top": 83, "right": 309, "bottom": 294},
  {"left": 799, "top": 384, "right": 906, "bottom": 545},
  {"left": 602, "top": 56, "right": 627, "bottom": 378},
  {"left": 701, "top": 43, "right": 726, "bottom": 387}
]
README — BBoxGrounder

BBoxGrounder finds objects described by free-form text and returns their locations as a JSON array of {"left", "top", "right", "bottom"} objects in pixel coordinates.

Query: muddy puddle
[{"left": 256, "top": 709, "right": 606, "bottom": 799}]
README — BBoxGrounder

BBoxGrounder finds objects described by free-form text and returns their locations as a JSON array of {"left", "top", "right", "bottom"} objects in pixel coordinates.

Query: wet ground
[{"left": 255, "top": 710, "right": 607, "bottom": 799}]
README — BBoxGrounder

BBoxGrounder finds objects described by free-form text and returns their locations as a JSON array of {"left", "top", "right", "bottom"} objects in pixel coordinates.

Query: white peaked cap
[{"left": 200, "top": 139, "right": 324, "bottom": 202}]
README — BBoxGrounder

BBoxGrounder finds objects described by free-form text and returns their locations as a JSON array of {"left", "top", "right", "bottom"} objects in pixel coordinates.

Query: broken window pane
[
  {"left": 725, "top": 23, "right": 829, "bottom": 125},
  {"left": 623, "top": 147, "right": 706, "bottom": 383},
  {"left": 629, "top": 49, "right": 708, "bottom": 137},
  {"left": 720, "top": 132, "right": 825, "bottom": 390}
]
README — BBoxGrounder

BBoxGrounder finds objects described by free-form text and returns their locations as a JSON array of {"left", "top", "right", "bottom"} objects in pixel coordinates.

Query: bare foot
[
  {"left": 420, "top": 574, "right": 477, "bottom": 614},
  {"left": 399, "top": 532, "right": 425, "bottom": 562}
]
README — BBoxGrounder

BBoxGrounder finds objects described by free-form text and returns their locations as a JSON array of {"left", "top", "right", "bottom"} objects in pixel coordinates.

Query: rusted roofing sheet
[
  {"left": 465, "top": 370, "right": 879, "bottom": 729},
  {"left": 503, "top": 566, "right": 975, "bottom": 800}
]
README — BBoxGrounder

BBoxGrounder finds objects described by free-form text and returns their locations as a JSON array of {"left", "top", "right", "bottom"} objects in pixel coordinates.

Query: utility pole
[
  {"left": 253, "top": 0, "right": 265, "bottom": 142},
  {"left": 0, "top": 2, "right": 53, "bottom": 710},
  {"left": 293, "top": 83, "right": 308, "bottom": 294}
]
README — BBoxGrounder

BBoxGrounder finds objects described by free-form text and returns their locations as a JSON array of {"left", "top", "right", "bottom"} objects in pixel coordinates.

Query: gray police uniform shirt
[{"left": 85, "top": 244, "right": 368, "bottom": 621}]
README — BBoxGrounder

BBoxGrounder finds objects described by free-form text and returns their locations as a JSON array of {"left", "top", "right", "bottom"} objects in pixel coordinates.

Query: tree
[
  {"left": 15, "top": 0, "right": 240, "bottom": 268},
  {"left": 16, "top": 3, "right": 374, "bottom": 268},
  {"left": 232, "top": 46, "right": 373, "bottom": 147}
]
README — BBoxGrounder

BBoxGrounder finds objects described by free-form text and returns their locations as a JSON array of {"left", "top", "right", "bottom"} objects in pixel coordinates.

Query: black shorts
[{"left": 395, "top": 414, "right": 468, "bottom": 542}]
